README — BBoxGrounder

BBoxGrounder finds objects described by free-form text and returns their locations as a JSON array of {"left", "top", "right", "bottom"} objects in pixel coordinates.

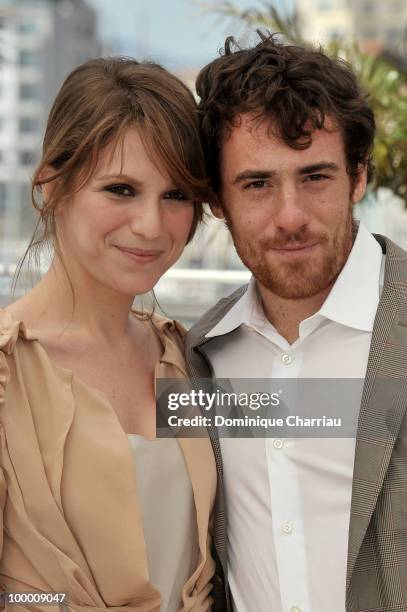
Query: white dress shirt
[{"left": 203, "top": 223, "right": 384, "bottom": 612}]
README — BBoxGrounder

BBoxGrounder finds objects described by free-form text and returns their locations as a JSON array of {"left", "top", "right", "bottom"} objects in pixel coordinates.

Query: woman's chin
[{"left": 114, "top": 275, "right": 163, "bottom": 299}]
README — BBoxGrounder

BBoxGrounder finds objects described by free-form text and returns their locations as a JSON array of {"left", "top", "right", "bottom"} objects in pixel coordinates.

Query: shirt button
[
  {"left": 281, "top": 353, "right": 292, "bottom": 365},
  {"left": 282, "top": 522, "right": 293, "bottom": 534},
  {"left": 291, "top": 607, "right": 301, "bottom": 612},
  {"left": 273, "top": 439, "right": 284, "bottom": 449}
]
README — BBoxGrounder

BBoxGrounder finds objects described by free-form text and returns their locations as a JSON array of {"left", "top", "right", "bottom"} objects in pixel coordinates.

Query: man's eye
[
  {"left": 244, "top": 180, "right": 267, "bottom": 190},
  {"left": 164, "top": 190, "right": 188, "bottom": 201},
  {"left": 105, "top": 184, "right": 134, "bottom": 197},
  {"left": 306, "top": 174, "right": 328, "bottom": 182}
]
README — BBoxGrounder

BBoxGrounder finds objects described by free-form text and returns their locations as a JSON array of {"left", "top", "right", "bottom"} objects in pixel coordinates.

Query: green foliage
[{"left": 198, "top": 1, "right": 407, "bottom": 202}]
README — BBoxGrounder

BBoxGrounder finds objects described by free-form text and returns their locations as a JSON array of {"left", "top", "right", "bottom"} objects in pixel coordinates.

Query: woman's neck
[{"left": 8, "top": 259, "right": 139, "bottom": 345}]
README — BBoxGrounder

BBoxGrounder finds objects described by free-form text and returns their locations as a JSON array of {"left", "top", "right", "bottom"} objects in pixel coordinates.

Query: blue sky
[{"left": 85, "top": 0, "right": 293, "bottom": 70}]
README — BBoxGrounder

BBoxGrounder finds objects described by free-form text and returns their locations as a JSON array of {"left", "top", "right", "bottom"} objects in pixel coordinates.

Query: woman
[{"left": 0, "top": 58, "right": 216, "bottom": 611}]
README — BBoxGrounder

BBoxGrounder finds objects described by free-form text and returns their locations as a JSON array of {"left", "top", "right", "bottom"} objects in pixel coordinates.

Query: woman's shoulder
[
  {"left": 0, "top": 308, "right": 34, "bottom": 354},
  {"left": 150, "top": 312, "right": 187, "bottom": 342},
  {"left": 141, "top": 312, "right": 188, "bottom": 376},
  {"left": 0, "top": 308, "right": 36, "bottom": 404}
]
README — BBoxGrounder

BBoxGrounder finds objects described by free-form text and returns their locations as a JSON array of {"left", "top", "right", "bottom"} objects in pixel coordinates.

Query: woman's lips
[{"left": 114, "top": 246, "right": 163, "bottom": 263}]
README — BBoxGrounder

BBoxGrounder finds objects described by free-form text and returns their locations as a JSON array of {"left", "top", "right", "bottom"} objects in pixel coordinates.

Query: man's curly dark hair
[{"left": 196, "top": 31, "right": 375, "bottom": 196}]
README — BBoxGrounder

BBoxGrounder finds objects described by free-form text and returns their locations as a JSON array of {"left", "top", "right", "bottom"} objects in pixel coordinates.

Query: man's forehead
[
  {"left": 221, "top": 112, "right": 345, "bottom": 166},
  {"left": 224, "top": 111, "right": 341, "bottom": 142}
]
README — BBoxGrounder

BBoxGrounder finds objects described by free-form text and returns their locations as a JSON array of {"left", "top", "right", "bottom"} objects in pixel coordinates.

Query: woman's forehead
[{"left": 92, "top": 127, "right": 172, "bottom": 183}]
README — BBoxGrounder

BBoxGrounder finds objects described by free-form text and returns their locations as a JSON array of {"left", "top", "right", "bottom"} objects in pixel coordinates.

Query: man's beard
[{"left": 224, "top": 205, "right": 354, "bottom": 300}]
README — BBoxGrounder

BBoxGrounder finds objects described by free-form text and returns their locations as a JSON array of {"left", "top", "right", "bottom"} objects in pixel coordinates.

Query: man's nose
[{"left": 272, "top": 185, "right": 309, "bottom": 234}]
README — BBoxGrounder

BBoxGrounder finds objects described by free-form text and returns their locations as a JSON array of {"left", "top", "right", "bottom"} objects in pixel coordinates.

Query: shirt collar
[
  {"left": 206, "top": 222, "right": 383, "bottom": 339},
  {"left": 316, "top": 222, "right": 382, "bottom": 332}
]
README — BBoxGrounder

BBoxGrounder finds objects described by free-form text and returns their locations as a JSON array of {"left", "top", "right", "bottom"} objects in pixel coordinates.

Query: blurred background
[{"left": 0, "top": 0, "right": 406, "bottom": 325}]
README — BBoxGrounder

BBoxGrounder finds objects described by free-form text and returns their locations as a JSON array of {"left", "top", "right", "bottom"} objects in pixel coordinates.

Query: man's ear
[
  {"left": 210, "top": 197, "right": 225, "bottom": 220},
  {"left": 351, "top": 163, "right": 368, "bottom": 205}
]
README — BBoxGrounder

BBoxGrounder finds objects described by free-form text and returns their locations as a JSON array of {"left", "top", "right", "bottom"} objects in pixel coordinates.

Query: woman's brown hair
[{"left": 16, "top": 56, "right": 210, "bottom": 287}]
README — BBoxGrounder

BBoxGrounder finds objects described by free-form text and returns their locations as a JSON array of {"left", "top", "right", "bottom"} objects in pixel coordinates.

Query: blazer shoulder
[
  {"left": 186, "top": 284, "right": 248, "bottom": 349},
  {"left": 376, "top": 233, "right": 407, "bottom": 284}
]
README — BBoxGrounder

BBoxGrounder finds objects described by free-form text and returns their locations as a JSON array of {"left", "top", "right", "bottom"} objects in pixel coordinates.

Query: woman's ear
[{"left": 38, "top": 166, "right": 60, "bottom": 213}]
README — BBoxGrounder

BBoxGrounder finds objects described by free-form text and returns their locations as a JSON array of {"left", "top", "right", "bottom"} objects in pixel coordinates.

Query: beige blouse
[{"left": 0, "top": 309, "right": 216, "bottom": 611}]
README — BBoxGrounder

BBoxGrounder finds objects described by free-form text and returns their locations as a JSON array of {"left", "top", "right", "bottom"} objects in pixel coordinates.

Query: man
[{"left": 186, "top": 32, "right": 407, "bottom": 612}]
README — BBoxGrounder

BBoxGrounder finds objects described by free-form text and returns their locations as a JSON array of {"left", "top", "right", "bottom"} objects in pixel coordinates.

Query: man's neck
[{"left": 257, "top": 282, "right": 333, "bottom": 345}]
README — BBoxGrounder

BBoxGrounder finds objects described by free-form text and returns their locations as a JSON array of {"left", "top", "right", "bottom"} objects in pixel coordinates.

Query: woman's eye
[
  {"left": 105, "top": 184, "right": 134, "bottom": 197},
  {"left": 244, "top": 180, "right": 267, "bottom": 190},
  {"left": 164, "top": 190, "right": 188, "bottom": 201}
]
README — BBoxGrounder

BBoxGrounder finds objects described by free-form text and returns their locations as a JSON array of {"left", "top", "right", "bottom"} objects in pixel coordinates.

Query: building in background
[
  {"left": 0, "top": 0, "right": 100, "bottom": 273},
  {"left": 353, "top": 0, "right": 407, "bottom": 52},
  {"left": 296, "top": 0, "right": 354, "bottom": 45},
  {"left": 296, "top": 0, "right": 407, "bottom": 52}
]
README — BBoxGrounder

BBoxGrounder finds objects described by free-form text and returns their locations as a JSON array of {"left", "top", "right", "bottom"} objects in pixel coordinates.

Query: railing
[{"left": 0, "top": 264, "right": 250, "bottom": 324}]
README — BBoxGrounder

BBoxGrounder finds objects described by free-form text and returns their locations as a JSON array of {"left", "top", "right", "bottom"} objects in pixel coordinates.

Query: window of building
[
  {"left": 393, "top": 0, "right": 406, "bottom": 8},
  {"left": 19, "top": 49, "right": 39, "bottom": 67},
  {"left": 362, "top": 27, "right": 378, "bottom": 39},
  {"left": 0, "top": 182, "right": 6, "bottom": 232},
  {"left": 19, "top": 83, "right": 38, "bottom": 100},
  {"left": 386, "top": 28, "right": 401, "bottom": 42},
  {"left": 317, "top": 0, "right": 332, "bottom": 10},
  {"left": 19, "top": 151, "right": 37, "bottom": 166},
  {"left": 0, "top": 181, "right": 6, "bottom": 242},
  {"left": 19, "top": 182, "right": 36, "bottom": 239},
  {"left": 19, "top": 117, "right": 39, "bottom": 133},
  {"left": 18, "top": 17, "right": 39, "bottom": 34}
]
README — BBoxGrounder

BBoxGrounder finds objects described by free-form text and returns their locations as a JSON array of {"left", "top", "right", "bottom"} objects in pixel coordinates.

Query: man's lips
[{"left": 270, "top": 243, "right": 319, "bottom": 255}]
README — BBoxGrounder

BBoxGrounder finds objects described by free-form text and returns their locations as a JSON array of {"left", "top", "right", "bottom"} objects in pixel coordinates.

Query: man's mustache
[{"left": 259, "top": 230, "right": 327, "bottom": 250}]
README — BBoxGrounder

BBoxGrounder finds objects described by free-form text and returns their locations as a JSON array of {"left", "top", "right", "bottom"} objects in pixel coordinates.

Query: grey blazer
[{"left": 185, "top": 234, "right": 407, "bottom": 612}]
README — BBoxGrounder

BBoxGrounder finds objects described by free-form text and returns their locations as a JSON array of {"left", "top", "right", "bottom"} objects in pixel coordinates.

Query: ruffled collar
[
  {"left": 0, "top": 308, "right": 186, "bottom": 371},
  {"left": 0, "top": 309, "right": 37, "bottom": 355}
]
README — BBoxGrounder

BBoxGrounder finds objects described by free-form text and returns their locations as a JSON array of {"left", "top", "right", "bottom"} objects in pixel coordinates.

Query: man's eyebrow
[
  {"left": 233, "top": 170, "right": 275, "bottom": 184},
  {"left": 233, "top": 163, "right": 340, "bottom": 184},
  {"left": 298, "top": 162, "right": 339, "bottom": 174}
]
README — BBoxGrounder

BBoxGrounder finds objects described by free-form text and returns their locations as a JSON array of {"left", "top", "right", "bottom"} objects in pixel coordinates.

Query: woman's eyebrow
[{"left": 95, "top": 173, "right": 141, "bottom": 183}]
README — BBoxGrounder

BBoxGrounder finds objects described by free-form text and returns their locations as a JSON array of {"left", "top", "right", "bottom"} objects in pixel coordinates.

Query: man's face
[{"left": 213, "top": 114, "right": 367, "bottom": 300}]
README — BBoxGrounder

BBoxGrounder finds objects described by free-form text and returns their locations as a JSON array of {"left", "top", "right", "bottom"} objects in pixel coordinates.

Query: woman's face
[{"left": 55, "top": 128, "right": 195, "bottom": 297}]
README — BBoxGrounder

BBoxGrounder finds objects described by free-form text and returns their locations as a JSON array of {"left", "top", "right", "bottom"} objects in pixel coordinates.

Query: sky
[{"left": 85, "top": 0, "right": 293, "bottom": 71}]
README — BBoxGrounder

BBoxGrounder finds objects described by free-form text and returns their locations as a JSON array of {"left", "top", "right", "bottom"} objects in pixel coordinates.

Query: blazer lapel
[
  {"left": 185, "top": 285, "right": 248, "bottom": 579},
  {"left": 347, "top": 236, "right": 407, "bottom": 589},
  {"left": 186, "top": 340, "right": 228, "bottom": 576}
]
